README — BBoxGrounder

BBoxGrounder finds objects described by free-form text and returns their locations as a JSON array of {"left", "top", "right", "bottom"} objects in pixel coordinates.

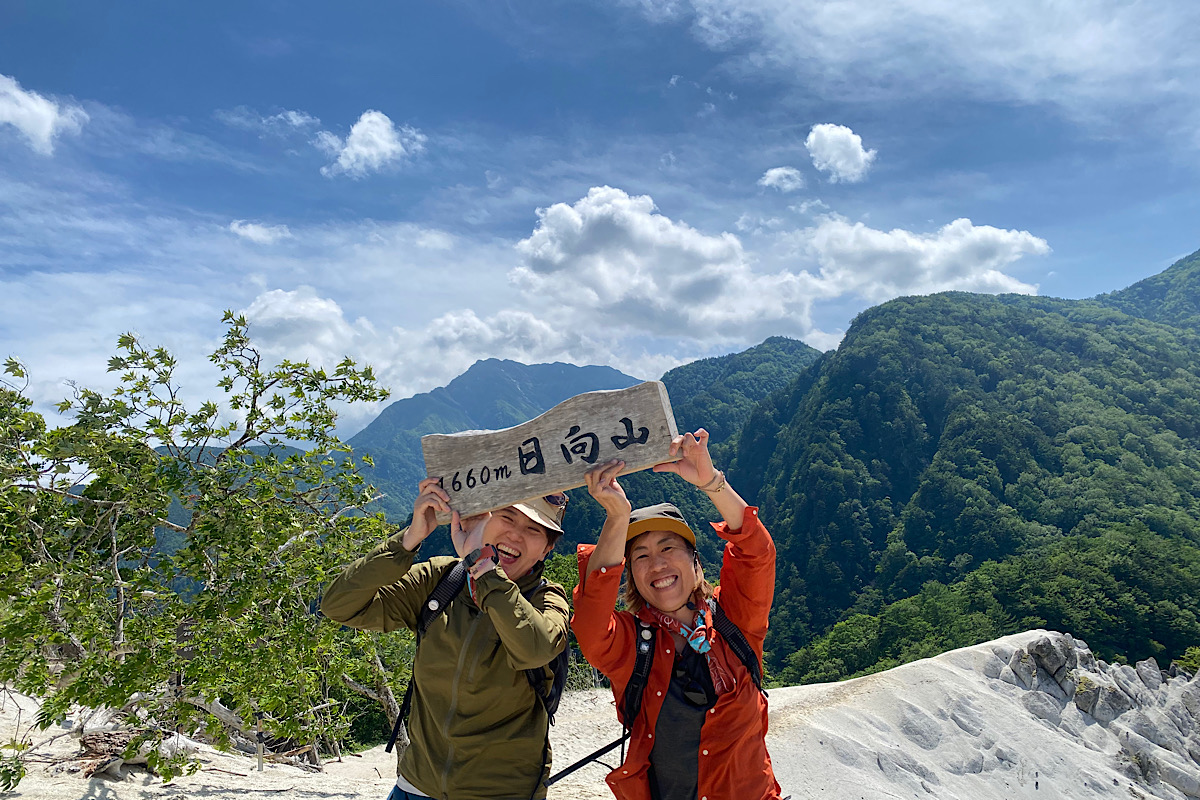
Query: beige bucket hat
[{"left": 512, "top": 492, "right": 568, "bottom": 534}]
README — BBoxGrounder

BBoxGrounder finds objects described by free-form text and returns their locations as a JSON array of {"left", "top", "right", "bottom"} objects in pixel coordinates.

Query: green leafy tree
[{"left": 0, "top": 314, "right": 402, "bottom": 784}]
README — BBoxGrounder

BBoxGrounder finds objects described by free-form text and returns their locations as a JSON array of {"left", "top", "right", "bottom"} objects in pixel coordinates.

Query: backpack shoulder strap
[
  {"left": 385, "top": 560, "right": 469, "bottom": 754},
  {"left": 521, "top": 578, "right": 570, "bottom": 725},
  {"left": 416, "top": 560, "right": 469, "bottom": 637},
  {"left": 622, "top": 619, "right": 657, "bottom": 725},
  {"left": 711, "top": 600, "right": 767, "bottom": 697}
]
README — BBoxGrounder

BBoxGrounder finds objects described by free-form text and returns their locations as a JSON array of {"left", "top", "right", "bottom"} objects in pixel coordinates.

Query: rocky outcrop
[{"left": 993, "top": 632, "right": 1200, "bottom": 798}]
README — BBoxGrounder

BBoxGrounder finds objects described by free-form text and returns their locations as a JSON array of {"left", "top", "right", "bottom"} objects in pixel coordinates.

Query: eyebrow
[{"left": 631, "top": 534, "right": 679, "bottom": 555}]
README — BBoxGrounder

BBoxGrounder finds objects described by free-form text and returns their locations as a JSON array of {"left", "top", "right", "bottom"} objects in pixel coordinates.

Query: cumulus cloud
[
  {"left": 316, "top": 110, "right": 426, "bottom": 178},
  {"left": 237, "top": 288, "right": 636, "bottom": 425},
  {"left": 243, "top": 287, "right": 373, "bottom": 366},
  {"left": 0, "top": 73, "right": 87, "bottom": 155},
  {"left": 510, "top": 186, "right": 1048, "bottom": 353},
  {"left": 230, "top": 220, "right": 293, "bottom": 244},
  {"left": 802, "top": 216, "right": 1048, "bottom": 302},
  {"left": 512, "top": 186, "right": 816, "bottom": 342},
  {"left": 805, "top": 124, "right": 876, "bottom": 183},
  {"left": 757, "top": 166, "right": 805, "bottom": 192}
]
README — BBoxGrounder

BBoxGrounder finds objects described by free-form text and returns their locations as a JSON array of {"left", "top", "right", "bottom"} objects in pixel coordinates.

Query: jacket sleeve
[
  {"left": 473, "top": 569, "right": 570, "bottom": 670},
  {"left": 713, "top": 506, "right": 776, "bottom": 645},
  {"left": 569, "top": 543, "right": 636, "bottom": 685},
  {"left": 319, "top": 528, "right": 439, "bottom": 633}
]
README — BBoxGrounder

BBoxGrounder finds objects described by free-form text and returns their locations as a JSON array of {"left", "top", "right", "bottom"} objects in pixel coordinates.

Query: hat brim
[
  {"left": 512, "top": 502, "right": 564, "bottom": 535},
  {"left": 626, "top": 517, "right": 696, "bottom": 548}
]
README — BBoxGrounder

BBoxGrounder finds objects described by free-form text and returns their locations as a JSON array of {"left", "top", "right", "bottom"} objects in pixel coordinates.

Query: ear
[{"left": 538, "top": 535, "right": 556, "bottom": 561}]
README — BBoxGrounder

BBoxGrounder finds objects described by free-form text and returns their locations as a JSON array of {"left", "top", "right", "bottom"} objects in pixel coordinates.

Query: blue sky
[{"left": 3, "top": 0, "right": 1199, "bottom": 434}]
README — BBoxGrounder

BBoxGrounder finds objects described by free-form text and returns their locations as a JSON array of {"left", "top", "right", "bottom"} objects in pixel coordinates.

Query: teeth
[
  {"left": 496, "top": 544, "right": 521, "bottom": 558},
  {"left": 651, "top": 576, "right": 677, "bottom": 589}
]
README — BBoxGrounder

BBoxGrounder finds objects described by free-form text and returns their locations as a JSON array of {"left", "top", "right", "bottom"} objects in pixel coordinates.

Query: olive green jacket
[{"left": 321, "top": 531, "right": 569, "bottom": 800}]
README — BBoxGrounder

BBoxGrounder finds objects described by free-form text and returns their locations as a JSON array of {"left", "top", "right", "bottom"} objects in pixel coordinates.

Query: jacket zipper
[{"left": 440, "top": 610, "right": 485, "bottom": 797}]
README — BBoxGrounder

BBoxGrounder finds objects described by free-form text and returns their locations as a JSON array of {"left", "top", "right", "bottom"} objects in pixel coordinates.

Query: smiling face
[
  {"left": 481, "top": 506, "right": 555, "bottom": 578},
  {"left": 628, "top": 530, "right": 701, "bottom": 615}
]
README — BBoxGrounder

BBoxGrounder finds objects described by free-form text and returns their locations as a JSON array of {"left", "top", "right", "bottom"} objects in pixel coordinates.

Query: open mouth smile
[
  {"left": 495, "top": 543, "right": 522, "bottom": 562},
  {"left": 651, "top": 576, "right": 678, "bottom": 590}
]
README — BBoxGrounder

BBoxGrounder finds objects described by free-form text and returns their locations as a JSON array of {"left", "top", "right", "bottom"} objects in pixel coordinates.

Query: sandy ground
[
  {"left": 7, "top": 631, "right": 1199, "bottom": 800},
  {"left": 1, "top": 688, "right": 623, "bottom": 800}
]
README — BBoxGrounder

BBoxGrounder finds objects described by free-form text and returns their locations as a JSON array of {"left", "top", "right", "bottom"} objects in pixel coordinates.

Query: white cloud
[
  {"left": 805, "top": 124, "right": 876, "bottom": 183},
  {"left": 230, "top": 220, "right": 293, "bottom": 244},
  {"left": 735, "top": 213, "right": 783, "bottom": 234},
  {"left": 317, "top": 110, "right": 426, "bottom": 178},
  {"left": 510, "top": 186, "right": 1048, "bottom": 352},
  {"left": 757, "top": 166, "right": 805, "bottom": 192},
  {"left": 215, "top": 106, "right": 320, "bottom": 136},
  {"left": 512, "top": 186, "right": 816, "bottom": 342},
  {"left": 791, "top": 199, "right": 829, "bottom": 215},
  {"left": 243, "top": 286, "right": 372, "bottom": 365},
  {"left": 801, "top": 215, "right": 1048, "bottom": 302},
  {"left": 621, "top": 1, "right": 1200, "bottom": 136},
  {"left": 0, "top": 73, "right": 87, "bottom": 155}
]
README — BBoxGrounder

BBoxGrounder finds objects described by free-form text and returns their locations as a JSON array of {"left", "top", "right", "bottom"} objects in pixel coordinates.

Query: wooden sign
[{"left": 422, "top": 381, "right": 679, "bottom": 519}]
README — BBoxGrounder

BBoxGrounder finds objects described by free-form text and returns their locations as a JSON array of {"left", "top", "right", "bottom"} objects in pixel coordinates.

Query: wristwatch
[{"left": 463, "top": 544, "right": 497, "bottom": 569}]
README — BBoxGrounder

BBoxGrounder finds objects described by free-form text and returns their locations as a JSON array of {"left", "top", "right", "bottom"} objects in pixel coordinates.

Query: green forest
[{"left": 739, "top": 248, "right": 1200, "bottom": 683}]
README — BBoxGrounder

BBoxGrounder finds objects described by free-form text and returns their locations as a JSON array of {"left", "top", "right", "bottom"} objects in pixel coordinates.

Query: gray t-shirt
[{"left": 648, "top": 646, "right": 717, "bottom": 800}]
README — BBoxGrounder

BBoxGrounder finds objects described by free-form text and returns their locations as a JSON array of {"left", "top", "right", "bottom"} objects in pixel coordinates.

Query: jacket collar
[{"left": 512, "top": 558, "right": 546, "bottom": 592}]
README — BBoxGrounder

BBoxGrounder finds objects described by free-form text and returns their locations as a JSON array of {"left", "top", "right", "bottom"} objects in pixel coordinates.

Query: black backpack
[
  {"left": 546, "top": 599, "right": 766, "bottom": 786},
  {"left": 385, "top": 560, "right": 569, "bottom": 754}
]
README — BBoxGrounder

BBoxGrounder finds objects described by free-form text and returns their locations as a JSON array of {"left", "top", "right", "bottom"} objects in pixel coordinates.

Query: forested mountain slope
[
  {"left": 729, "top": 291, "right": 1200, "bottom": 679},
  {"left": 1096, "top": 247, "right": 1200, "bottom": 332}
]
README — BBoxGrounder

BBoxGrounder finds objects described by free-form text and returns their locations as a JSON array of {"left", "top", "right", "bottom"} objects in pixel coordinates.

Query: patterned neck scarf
[{"left": 643, "top": 596, "right": 736, "bottom": 695}]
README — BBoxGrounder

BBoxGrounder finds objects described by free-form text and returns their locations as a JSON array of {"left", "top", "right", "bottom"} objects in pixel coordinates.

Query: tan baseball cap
[
  {"left": 512, "top": 492, "right": 568, "bottom": 535},
  {"left": 625, "top": 502, "right": 696, "bottom": 547}
]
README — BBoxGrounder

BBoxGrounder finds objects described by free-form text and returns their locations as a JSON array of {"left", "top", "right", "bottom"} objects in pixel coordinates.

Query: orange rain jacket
[{"left": 571, "top": 506, "right": 782, "bottom": 800}]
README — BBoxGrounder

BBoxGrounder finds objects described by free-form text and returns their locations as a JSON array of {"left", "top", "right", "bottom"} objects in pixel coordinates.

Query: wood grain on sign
[{"left": 422, "top": 381, "right": 679, "bottom": 519}]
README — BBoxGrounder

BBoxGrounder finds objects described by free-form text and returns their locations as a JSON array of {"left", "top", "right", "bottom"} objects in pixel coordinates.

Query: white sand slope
[
  {"left": 761, "top": 630, "right": 1199, "bottom": 799},
  {"left": 6, "top": 630, "right": 1200, "bottom": 800}
]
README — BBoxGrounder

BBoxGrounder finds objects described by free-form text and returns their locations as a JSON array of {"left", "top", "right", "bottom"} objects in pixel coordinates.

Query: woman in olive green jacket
[{"left": 321, "top": 478, "right": 570, "bottom": 800}]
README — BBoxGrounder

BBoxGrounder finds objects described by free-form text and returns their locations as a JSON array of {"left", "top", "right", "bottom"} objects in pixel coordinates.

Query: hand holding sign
[
  {"left": 586, "top": 459, "right": 632, "bottom": 518},
  {"left": 652, "top": 428, "right": 719, "bottom": 488},
  {"left": 402, "top": 477, "right": 453, "bottom": 551}
]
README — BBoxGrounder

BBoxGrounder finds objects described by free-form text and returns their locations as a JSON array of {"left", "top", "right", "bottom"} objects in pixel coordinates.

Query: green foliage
[
  {"left": 0, "top": 751, "right": 25, "bottom": 792},
  {"left": 742, "top": 288, "right": 1200, "bottom": 677},
  {"left": 778, "top": 522, "right": 1200, "bottom": 685},
  {"left": 1097, "top": 248, "right": 1200, "bottom": 333},
  {"left": 0, "top": 314, "right": 401, "bottom": 785},
  {"left": 660, "top": 336, "right": 821, "bottom": 467},
  {"left": 1176, "top": 646, "right": 1200, "bottom": 673}
]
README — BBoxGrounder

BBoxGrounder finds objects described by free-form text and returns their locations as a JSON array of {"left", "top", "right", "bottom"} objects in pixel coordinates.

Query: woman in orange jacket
[{"left": 571, "top": 429, "right": 782, "bottom": 800}]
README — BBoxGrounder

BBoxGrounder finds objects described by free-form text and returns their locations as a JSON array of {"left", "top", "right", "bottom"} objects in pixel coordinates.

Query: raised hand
[
  {"left": 450, "top": 510, "right": 490, "bottom": 558},
  {"left": 586, "top": 459, "right": 632, "bottom": 517},
  {"left": 652, "top": 428, "right": 718, "bottom": 488},
  {"left": 403, "top": 477, "right": 452, "bottom": 551}
]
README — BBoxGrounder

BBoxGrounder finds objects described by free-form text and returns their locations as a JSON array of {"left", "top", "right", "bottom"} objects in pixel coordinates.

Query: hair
[{"left": 621, "top": 534, "right": 715, "bottom": 615}]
